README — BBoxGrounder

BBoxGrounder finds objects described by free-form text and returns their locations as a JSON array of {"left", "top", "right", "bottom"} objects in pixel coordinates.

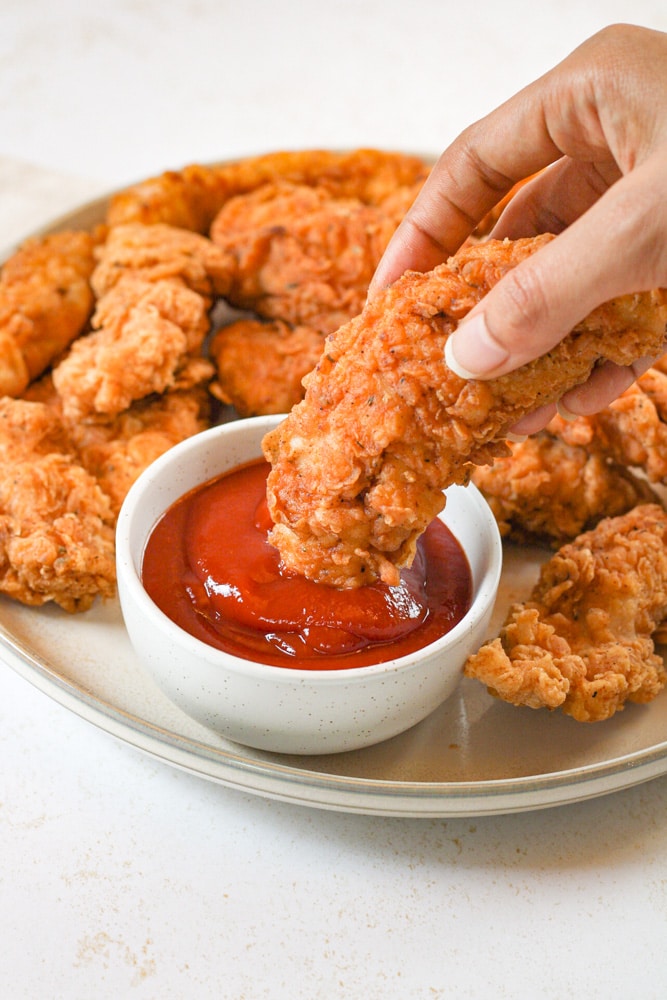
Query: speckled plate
[
  {"left": 2, "top": 184, "right": 667, "bottom": 818},
  {"left": 3, "top": 548, "right": 667, "bottom": 818}
]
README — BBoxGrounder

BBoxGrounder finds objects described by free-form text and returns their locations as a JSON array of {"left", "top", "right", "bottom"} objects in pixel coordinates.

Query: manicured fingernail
[
  {"left": 556, "top": 399, "right": 579, "bottom": 422},
  {"left": 506, "top": 431, "right": 528, "bottom": 443},
  {"left": 444, "top": 314, "right": 510, "bottom": 379}
]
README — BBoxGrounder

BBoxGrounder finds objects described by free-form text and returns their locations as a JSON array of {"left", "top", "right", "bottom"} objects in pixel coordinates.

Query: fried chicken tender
[
  {"left": 106, "top": 163, "right": 236, "bottom": 234},
  {"left": 51, "top": 223, "right": 231, "bottom": 419},
  {"left": 471, "top": 432, "right": 658, "bottom": 546},
  {"left": 69, "top": 387, "right": 211, "bottom": 514},
  {"left": 106, "top": 149, "right": 429, "bottom": 232},
  {"left": 0, "top": 383, "right": 70, "bottom": 457},
  {"left": 210, "top": 182, "right": 400, "bottom": 333},
  {"left": 52, "top": 275, "right": 212, "bottom": 420},
  {"left": 464, "top": 504, "right": 667, "bottom": 722},
  {"left": 0, "top": 230, "right": 97, "bottom": 396},
  {"left": 0, "top": 398, "right": 116, "bottom": 612},
  {"left": 25, "top": 375, "right": 211, "bottom": 515},
  {"left": 263, "top": 236, "right": 667, "bottom": 588},
  {"left": 91, "top": 223, "right": 232, "bottom": 299},
  {"left": 550, "top": 367, "right": 667, "bottom": 484},
  {"left": 651, "top": 353, "right": 667, "bottom": 375},
  {"left": 209, "top": 318, "right": 324, "bottom": 416},
  {"left": 208, "top": 177, "right": 418, "bottom": 416}
]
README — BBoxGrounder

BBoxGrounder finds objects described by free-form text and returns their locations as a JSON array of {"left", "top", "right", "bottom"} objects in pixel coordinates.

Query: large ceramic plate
[{"left": 2, "top": 184, "right": 667, "bottom": 818}]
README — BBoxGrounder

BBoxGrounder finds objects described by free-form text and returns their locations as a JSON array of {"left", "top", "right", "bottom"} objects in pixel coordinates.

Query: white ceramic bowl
[{"left": 116, "top": 415, "right": 502, "bottom": 755}]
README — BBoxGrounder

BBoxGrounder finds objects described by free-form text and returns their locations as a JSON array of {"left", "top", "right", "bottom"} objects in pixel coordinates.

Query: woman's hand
[{"left": 370, "top": 24, "right": 667, "bottom": 432}]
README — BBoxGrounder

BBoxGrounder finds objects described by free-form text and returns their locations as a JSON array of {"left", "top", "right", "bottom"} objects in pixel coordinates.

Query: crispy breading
[
  {"left": 471, "top": 431, "right": 658, "bottom": 546},
  {"left": 207, "top": 177, "right": 415, "bottom": 416},
  {"left": 106, "top": 163, "right": 235, "bottom": 234},
  {"left": 210, "top": 182, "right": 399, "bottom": 333},
  {"left": 52, "top": 276, "right": 212, "bottom": 419},
  {"left": 25, "top": 376, "right": 211, "bottom": 516},
  {"left": 550, "top": 367, "right": 667, "bottom": 484},
  {"left": 0, "top": 230, "right": 97, "bottom": 396},
  {"left": 0, "top": 398, "right": 116, "bottom": 612},
  {"left": 51, "top": 223, "right": 231, "bottom": 420},
  {"left": 0, "top": 385, "right": 70, "bottom": 456},
  {"left": 464, "top": 504, "right": 667, "bottom": 722},
  {"left": 106, "top": 149, "right": 429, "bottom": 232},
  {"left": 91, "top": 223, "right": 232, "bottom": 300},
  {"left": 0, "top": 150, "right": 433, "bottom": 613},
  {"left": 0, "top": 456, "right": 117, "bottom": 613},
  {"left": 69, "top": 387, "right": 211, "bottom": 514},
  {"left": 209, "top": 318, "right": 324, "bottom": 416},
  {"left": 263, "top": 236, "right": 667, "bottom": 588}
]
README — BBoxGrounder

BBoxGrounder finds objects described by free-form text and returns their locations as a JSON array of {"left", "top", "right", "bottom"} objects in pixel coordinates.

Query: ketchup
[{"left": 142, "top": 459, "right": 472, "bottom": 669}]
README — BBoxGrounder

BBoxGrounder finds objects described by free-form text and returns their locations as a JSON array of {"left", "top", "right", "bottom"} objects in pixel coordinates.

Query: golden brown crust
[
  {"left": 0, "top": 230, "right": 97, "bottom": 396},
  {"left": 264, "top": 236, "right": 667, "bottom": 588},
  {"left": 549, "top": 367, "right": 667, "bottom": 484},
  {"left": 464, "top": 504, "right": 667, "bottom": 722},
  {"left": 106, "top": 149, "right": 429, "bottom": 232},
  {"left": 0, "top": 376, "right": 212, "bottom": 610},
  {"left": 0, "top": 398, "right": 116, "bottom": 612},
  {"left": 52, "top": 223, "right": 228, "bottom": 419},
  {"left": 206, "top": 171, "right": 421, "bottom": 416},
  {"left": 0, "top": 150, "right": 430, "bottom": 611},
  {"left": 2, "top": 149, "right": 666, "bottom": 624},
  {"left": 91, "top": 223, "right": 232, "bottom": 300},
  {"left": 209, "top": 318, "right": 324, "bottom": 416},
  {"left": 24, "top": 376, "right": 212, "bottom": 517},
  {"left": 52, "top": 275, "right": 212, "bottom": 419},
  {"left": 68, "top": 387, "right": 211, "bottom": 515},
  {"left": 209, "top": 182, "right": 397, "bottom": 334},
  {"left": 471, "top": 431, "right": 658, "bottom": 546}
]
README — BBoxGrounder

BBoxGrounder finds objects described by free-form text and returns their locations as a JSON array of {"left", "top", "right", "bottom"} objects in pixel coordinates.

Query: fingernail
[
  {"left": 556, "top": 399, "right": 579, "bottom": 422},
  {"left": 506, "top": 431, "right": 528, "bottom": 443},
  {"left": 444, "top": 314, "right": 510, "bottom": 379}
]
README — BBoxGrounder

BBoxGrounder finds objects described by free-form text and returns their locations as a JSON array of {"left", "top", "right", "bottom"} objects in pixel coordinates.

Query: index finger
[
  {"left": 367, "top": 20, "right": 647, "bottom": 298},
  {"left": 370, "top": 99, "right": 563, "bottom": 294}
]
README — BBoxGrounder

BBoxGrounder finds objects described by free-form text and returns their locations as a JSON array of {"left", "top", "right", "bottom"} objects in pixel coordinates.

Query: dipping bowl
[{"left": 116, "top": 414, "right": 502, "bottom": 755}]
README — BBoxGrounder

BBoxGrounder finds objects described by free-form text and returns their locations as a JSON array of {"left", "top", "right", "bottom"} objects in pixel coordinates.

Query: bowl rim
[{"left": 115, "top": 415, "right": 503, "bottom": 683}]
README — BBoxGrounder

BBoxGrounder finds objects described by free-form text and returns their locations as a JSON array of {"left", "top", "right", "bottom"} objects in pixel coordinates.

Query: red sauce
[{"left": 142, "top": 459, "right": 473, "bottom": 670}]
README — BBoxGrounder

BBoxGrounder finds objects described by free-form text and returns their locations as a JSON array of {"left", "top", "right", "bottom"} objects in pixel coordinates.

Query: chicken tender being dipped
[
  {"left": 263, "top": 236, "right": 667, "bottom": 589},
  {"left": 464, "top": 504, "right": 667, "bottom": 722}
]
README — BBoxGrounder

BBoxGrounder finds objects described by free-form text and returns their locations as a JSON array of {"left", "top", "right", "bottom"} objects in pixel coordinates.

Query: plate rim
[{"left": 3, "top": 617, "right": 667, "bottom": 818}]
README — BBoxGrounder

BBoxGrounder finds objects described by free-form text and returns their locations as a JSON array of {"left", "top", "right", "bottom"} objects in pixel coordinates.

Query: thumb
[
  {"left": 445, "top": 157, "right": 667, "bottom": 380},
  {"left": 444, "top": 244, "right": 570, "bottom": 378}
]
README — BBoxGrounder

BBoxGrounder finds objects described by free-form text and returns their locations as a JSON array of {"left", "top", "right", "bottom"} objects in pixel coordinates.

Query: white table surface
[{"left": 2, "top": 3, "right": 667, "bottom": 997}]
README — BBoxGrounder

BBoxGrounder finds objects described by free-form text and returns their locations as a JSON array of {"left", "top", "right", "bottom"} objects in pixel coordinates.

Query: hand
[{"left": 369, "top": 24, "right": 667, "bottom": 433}]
